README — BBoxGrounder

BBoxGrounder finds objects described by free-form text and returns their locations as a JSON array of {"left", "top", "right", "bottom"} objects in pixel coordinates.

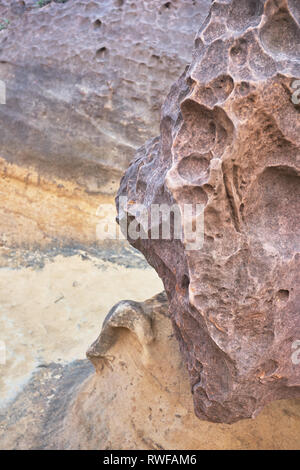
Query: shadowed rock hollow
[{"left": 117, "top": 0, "right": 300, "bottom": 423}]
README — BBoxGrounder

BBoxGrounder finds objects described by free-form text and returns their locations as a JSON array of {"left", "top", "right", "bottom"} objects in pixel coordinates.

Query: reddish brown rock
[{"left": 117, "top": 0, "right": 300, "bottom": 423}]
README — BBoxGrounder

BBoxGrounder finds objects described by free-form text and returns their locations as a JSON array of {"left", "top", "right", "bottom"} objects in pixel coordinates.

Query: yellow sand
[{"left": 0, "top": 254, "right": 163, "bottom": 408}]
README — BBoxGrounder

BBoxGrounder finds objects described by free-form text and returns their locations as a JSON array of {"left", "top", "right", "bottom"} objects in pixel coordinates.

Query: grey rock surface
[
  {"left": 0, "top": 360, "right": 94, "bottom": 450},
  {"left": 0, "top": 0, "right": 211, "bottom": 194}
]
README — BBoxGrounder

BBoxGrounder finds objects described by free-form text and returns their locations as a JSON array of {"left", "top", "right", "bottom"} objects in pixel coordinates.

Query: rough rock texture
[
  {"left": 117, "top": 0, "right": 300, "bottom": 423},
  {"left": 0, "top": 0, "right": 211, "bottom": 195},
  {"left": 0, "top": 0, "right": 211, "bottom": 248},
  {"left": 0, "top": 360, "right": 94, "bottom": 450},
  {"left": 0, "top": 158, "right": 115, "bottom": 248},
  {"left": 3, "top": 293, "right": 300, "bottom": 449}
]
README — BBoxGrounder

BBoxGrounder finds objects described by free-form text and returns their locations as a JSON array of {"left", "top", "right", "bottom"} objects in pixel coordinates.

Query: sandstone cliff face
[
  {"left": 0, "top": 0, "right": 211, "bottom": 248},
  {"left": 117, "top": 0, "right": 300, "bottom": 423},
  {"left": 0, "top": 0, "right": 211, "bottom": 195}
]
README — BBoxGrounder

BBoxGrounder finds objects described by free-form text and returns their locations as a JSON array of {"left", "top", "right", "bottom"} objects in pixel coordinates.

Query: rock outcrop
[
  {"left": 117, "top": 0, "right": 300, "bottom": 423},
  {"left": 1, "top": 292, "right": 299, "bottom": 449}
]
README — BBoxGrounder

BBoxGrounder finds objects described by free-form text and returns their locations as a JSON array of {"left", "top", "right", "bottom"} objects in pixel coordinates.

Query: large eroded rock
[{"left": 117, "top": 0, "right": 300, "bottom": 423}]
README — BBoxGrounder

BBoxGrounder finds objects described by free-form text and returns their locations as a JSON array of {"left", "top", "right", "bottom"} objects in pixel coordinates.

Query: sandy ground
[
  {"left": 0, "top": 252, "right": 163, "bottom": 410},
  {"left": 0, "top": 248, "right": 299, "bottom": 450}
]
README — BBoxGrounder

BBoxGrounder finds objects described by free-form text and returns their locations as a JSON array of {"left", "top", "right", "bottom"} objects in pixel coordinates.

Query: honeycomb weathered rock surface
[
  {"left": 117, "top": 0, "right": 300, "bottom": 423},
  {"left": 0, "top": 0, "right": 211, "bottom": 194}
]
